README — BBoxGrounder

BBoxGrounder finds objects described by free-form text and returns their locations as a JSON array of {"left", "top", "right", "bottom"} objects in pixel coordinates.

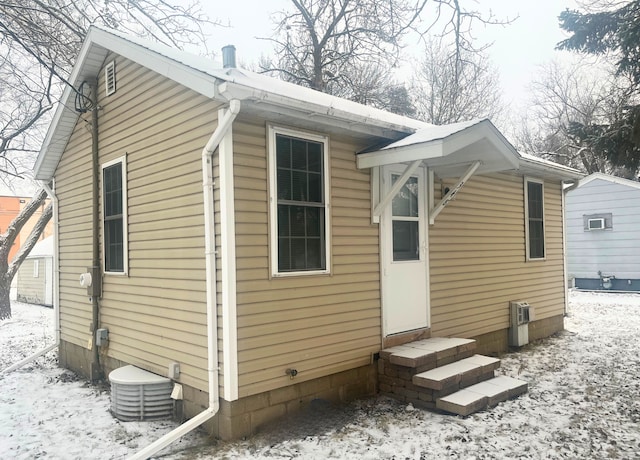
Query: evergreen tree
[{"left": 558, "top": 1, "right": 640, "bottom": 171}]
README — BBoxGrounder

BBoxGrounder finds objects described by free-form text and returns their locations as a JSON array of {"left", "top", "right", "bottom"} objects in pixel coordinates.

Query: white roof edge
[
  {"left": 576, "top": 171, "right": 640, "bottom": 189},
  {"left": 34, "top": 26, "right": 431, "bottom": 181},
  {"left": 518, "top": 153, "right": 583, "bottom": 180}
]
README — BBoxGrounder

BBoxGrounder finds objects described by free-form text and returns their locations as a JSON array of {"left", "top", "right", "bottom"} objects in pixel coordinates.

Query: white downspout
[
  {"left": 1, "top": 182, "right": 60, "bottom": 374},
  {"left": 128, "top": 99, "right": 240, "bottom": 460}
]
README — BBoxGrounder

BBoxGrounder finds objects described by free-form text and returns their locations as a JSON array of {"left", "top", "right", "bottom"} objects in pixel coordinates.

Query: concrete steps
[
  {"left": 436, "top": 376, "right": 528, "bottom": 416},
  {"left": 378, "top": 337, "right": 527, "bottom": 416}
]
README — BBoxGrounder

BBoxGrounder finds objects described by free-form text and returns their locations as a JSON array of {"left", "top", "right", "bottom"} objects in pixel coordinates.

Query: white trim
[
  {"left": 561, "top": 183, "right": 569, "bottom": 315},
  {"left": 267, "top": 125, "right": 331, "bottom": 277},
  {"left": 524, "top": 176, "right": 545, "bottom": 261},
  {"left": 577, "top": 172, "right": 640, "bottom": 190},
  {"left": 101, "top": 155, "right": 129, "bottom": 274},
  {"left": 218, "top": 107, "right": 239, "bottom": 401},
  {"left": 371, "top": 166, "right": 380, "bottom": 224},
  {"left": 587, "top": 218, "right": 606, "bottom": 230},
  {"left": 33, "top": 259, "right": 40, "bottom": 278}
]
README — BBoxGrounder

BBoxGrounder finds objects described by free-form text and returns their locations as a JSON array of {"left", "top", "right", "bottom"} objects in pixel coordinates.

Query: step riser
[
  {"left": 379, "top": 337, "right": 528, "bottom": 417},
  {"left": 435, "top": 376, "right": 529, "bottom": 416}
]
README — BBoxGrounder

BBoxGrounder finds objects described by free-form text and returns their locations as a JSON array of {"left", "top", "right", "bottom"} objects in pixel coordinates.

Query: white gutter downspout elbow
[
  {"left": 128, "top": 99, "right": 240, "bottom": 460},
  {"left": 1, "top": 182, "right": 59, "bottom": 374}
]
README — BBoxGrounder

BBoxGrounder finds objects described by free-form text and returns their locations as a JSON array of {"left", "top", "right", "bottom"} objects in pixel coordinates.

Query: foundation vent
[{"left": 109, "top": 365, "right": 173, "bottom": 421}]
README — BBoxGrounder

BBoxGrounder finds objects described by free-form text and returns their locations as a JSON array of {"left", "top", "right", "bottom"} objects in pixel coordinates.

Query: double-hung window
[
  {"left": 102, "top": 157, "right": 128, "bottom": 273},
  {"left": 269, "top": 126, "right": 330, "bottom": 275},
  {"left": 524, "top": 177, "right": 545, "bottom": 260}
]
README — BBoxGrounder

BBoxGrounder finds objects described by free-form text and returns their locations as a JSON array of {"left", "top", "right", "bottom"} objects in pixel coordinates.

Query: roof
[
  {"left": 357, "top": 119, "right": 584, "bottom": 179},
  {"left": 26, "top": 236, "right": 53, "bottom": 259},
  {"left": 34, "top": 26, "right": 582, "bottom": 182},
  {"left": 34, "top": 26, "right": 428, "bottom": 181},
  {"left": 574, "top": 172, "right": 640, "bottom": 190}
]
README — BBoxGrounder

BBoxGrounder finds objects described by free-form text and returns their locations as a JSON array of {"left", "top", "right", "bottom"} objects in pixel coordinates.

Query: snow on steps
[
  {"left": 378, "top": 337, "right": 527, "bottom": 417},
  {"left": 436, "top": 376, "right": 528, "bottom": 416}
]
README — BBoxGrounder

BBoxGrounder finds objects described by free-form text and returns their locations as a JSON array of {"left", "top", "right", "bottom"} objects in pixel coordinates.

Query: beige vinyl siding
[
  {"left": 56, "top": 104, "right": 94, "bottom": 347},
  {"left": 55, "top": 55, "right": 224, "bottom": 391},
  {"left": 429, "top": 173, "right": 565, "bottom": 338},
  {"left": 233, "top": 118, "right": 381, "bottom": 398}
]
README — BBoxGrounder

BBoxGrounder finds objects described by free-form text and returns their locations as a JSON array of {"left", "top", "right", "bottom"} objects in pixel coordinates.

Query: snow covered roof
[
  {"left": 574, "top": 172, "right": 640, "bottom": 190},
  {"left": 34, "top": 26, "right": 428, "bottom": 181},
  {"left": 34, "top": 27, "right": 581, "bottom": 182},
  {"left": 358, "top": 119, "right": 583, "bottom": 179},
  {"left": 26, "top": 236, "right": 53, "bottom": 259}
]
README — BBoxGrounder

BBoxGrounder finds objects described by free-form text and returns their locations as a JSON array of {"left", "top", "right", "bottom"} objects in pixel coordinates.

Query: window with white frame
[
  {"left": 269, "top": 126, "right": 330, "bottom": 275},
  {"left": 33, "top": 260, "right": 40, "bottom": 278},
  {"left": 102, "top": 157, "right": 128, "bottom": 273},
  {"left": 524, "top": 178, "right": 545, "bottom": 260}
]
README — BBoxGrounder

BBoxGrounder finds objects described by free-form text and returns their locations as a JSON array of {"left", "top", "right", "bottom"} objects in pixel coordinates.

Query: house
[
  {"left": 17, "top": 236, "right": 54, "bottom": 306},
  {"left": 33, "top": 27, "right": 582, "bottom": 442},
  {"left": 565, "top": 172, "right": 640, "bottom": 291}
]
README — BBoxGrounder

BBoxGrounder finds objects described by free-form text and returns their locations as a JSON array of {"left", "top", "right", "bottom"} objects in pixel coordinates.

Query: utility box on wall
[{"left": 509, "top": 301, "right": 531, "bottom": 347}]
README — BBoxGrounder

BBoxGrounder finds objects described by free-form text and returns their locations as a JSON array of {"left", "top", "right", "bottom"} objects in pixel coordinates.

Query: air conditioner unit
[{"left": 509, "top": 301, "right": 531, "bottom": 347}]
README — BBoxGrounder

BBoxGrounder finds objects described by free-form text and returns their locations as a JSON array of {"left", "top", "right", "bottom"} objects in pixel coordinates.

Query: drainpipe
[
  {"left": 128, "top": 99, "right": 240, "bottom": 460},
  {"left": 561, "top": 180, "right": 578, "bottom": 315},
  {"left": 0, "top": 181, "right": 60, "bottom": 374}
]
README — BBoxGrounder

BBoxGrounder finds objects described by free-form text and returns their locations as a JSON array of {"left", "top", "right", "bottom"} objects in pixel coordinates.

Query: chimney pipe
[{"left": 222, "top": 45, "right": 236, "bottom": 69}]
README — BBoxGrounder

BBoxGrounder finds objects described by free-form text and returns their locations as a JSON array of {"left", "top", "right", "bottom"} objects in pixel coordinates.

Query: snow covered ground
[{"left": 1, "top": 291, "right": 640, "bottom": 459}]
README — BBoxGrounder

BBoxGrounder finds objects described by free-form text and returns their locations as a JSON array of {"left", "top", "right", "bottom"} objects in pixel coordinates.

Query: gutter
[
  {"left": 128, "top": 99, "right": 241, "bottom": 460},
  {"left": 1, "top": 182, "right": 60, "bottom": 374}
]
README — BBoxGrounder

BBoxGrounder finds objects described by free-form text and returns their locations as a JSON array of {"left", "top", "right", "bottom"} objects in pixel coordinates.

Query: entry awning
[{"left": 357, "top": 119, "right": 520, "bottom": 178}]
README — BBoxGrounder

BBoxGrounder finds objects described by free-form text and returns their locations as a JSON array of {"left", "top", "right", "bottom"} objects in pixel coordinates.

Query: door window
[{"left": 391, "top": 174, "right": 419, "bottom": 261}]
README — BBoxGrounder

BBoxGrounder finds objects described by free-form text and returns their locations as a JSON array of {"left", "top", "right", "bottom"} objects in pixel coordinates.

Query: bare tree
[
  {"left": 411, "top": 40, "right": 503, "bottom": 125},
  {"left": 515, "top": 59, "right": 636, "bottom": 176},
  {"left": 0, "top": 0, "right": 216, "bottom": 319},
  {"left": 261, "top": 0, "right": 506, "bottom": 111}
]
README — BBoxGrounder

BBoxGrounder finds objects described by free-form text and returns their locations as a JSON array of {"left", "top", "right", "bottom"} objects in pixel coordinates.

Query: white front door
[{"left": 381, "top": 165, "right": 429, "bottom": 335}]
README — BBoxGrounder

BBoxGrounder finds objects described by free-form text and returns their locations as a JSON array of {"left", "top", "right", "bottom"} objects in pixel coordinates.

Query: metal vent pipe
[{"left": 222, "top": 45, "right": 236, "bottom": 68}]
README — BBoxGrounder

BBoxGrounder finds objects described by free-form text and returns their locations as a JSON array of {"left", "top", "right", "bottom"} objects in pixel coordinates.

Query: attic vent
[
  {"left": 109, "top": 365, "right": 173, "bottom": 421},
  {"left": 105, "top": 60, "right": 116, "bottom": 96}
]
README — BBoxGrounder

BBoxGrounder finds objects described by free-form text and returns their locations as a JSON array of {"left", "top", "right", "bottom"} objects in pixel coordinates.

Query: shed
[{"left": 17, "top": 236, "right": 54, "bottom": 306}]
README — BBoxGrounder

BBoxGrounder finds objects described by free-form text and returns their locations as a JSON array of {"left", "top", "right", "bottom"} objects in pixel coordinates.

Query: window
[
  {"left": 524, "top": 178, "right": 545, "bottom": 260},
  {"left": 102, "top": 157, "right": 128, "bottom": 273},
  {"left": 269, "top": 126, "right": 330, "bottom": 275},
  {"left": 33, "top": 260, "right": 40, "bottom": 278},
  {"left": 391, "top": 174, "right": 419, "bottom": 261}
]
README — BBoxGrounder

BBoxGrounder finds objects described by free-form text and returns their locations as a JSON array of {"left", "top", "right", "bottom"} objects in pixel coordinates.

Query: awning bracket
[
  {"left": 429, "top": 160, "right": 481, "bottom": 225},
  {"left": 372, "top": 159, "right": 422, "bottom": 223}
]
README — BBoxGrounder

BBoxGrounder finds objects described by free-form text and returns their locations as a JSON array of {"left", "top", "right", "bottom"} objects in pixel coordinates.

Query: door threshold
[{"left": 383, "top": 327, "right": 431, "bottom": 348}]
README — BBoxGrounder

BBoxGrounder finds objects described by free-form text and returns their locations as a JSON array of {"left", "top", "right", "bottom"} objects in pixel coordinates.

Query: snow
[{"left": 2, "top": 291, "right": 640, "bottom": 459}]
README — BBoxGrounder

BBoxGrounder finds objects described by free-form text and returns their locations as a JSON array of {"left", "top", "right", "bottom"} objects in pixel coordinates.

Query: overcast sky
[{"left": 201, "top": 0, "right": 580, "bottom": 113}]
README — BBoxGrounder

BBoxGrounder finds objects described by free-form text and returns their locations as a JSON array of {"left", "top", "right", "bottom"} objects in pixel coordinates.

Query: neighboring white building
[
  {"left": 565, "top": 173, "right": 640, "bottom": 291},
  {"left": 16, "top": 236, "right": 54, "bottom": 306}
]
